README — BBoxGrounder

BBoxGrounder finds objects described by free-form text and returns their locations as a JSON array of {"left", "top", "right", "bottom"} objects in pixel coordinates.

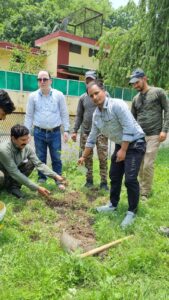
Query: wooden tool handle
[{"left": 79, "top": 235, "right": 133, "bottom": 258}]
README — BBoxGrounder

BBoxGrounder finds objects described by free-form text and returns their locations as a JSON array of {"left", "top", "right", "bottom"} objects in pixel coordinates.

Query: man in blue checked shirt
[
  {"left": 25, "top": 70, "right": 70, "bottom": 191},
  {"left": 78, "top": 80, "right": 146, "bottom": 228}
]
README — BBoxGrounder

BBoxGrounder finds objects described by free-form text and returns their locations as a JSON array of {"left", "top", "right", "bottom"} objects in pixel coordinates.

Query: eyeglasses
[{"left": 37, "top": 78, "right": 50, "bottom": 82}]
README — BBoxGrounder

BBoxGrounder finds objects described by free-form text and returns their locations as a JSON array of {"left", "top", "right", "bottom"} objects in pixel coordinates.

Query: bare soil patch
[{"left": 46, "top": 191, "right": 96, "bottom": 251}]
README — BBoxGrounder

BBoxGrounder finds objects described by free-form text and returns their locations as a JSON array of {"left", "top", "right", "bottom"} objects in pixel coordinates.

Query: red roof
[
  {"left": 35, "top": 30, "right": 99, "bottom": 48},
  {"left": 0, "top": 41, "right": 41, "bottom": 54}
]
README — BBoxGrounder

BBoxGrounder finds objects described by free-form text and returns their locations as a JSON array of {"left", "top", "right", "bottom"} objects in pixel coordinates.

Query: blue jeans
[
  {"left": 109, "top": 140, "right": 146, "bottom": 212},
  {"left": 34, "top": 127, "right": 62, "bottom": 179}
]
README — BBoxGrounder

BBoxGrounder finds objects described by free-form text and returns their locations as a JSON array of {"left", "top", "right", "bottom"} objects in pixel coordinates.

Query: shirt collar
[{"left": 38, "top": 88, "right": 53, "bottom": 96}]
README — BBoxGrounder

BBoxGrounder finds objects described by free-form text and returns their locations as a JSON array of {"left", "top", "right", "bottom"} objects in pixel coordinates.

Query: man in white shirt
[{"left": 25, "top": 70, "right": 70, "bottom": 190}]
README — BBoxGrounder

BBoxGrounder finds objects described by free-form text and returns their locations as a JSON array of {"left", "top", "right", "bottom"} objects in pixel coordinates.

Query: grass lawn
[{"left": 0, "top": 147, "right": 169, "bottom": 300}]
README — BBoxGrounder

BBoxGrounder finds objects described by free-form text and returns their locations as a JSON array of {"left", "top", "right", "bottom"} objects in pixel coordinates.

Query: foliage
[
  {"left": 9, "top": 44, "right": 46, "bottom": 73},
  {"left": 104, "top": 0, "right": 139, "bottom": 30},
  {"left": 0, "top": 0, "right": 113, "bottom": 46},
  {"left": 0, "top": 147, "right": 169, "bottom": 299},
  {"left": 98, "top": 0, "right": 169, "bottom": 89}
]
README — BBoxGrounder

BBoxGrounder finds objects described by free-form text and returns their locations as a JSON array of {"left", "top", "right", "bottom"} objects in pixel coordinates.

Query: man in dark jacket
[{"left": 71, "top": 71, "right": 108, "bottom": 190}]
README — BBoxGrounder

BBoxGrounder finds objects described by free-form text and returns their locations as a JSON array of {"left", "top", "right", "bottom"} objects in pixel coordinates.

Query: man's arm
[
  {"left": 159, "top": 89, "right": 169, "bottom": 138},
  {"left": 131, "top": 98, "right": 137, "bottom": 120},
  {"left": 71, "top": 96, "right": 85, "bottom": 142},
  {"left": 24, "top": 94, "right": 35, "bottom": 131},
  {"left": 58, "top": 93, "right": 69, "bottom": 131}
]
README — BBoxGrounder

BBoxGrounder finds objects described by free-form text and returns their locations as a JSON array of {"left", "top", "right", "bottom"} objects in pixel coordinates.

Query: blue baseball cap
[{"left": 129, "top": 69, "right": 145, "bottom": 84}]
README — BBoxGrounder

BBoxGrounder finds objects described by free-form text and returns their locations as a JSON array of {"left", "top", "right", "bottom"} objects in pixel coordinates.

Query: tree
[
  {"left": 98, "top": 0, "right": 169, "bottom": 89},
  {"left": 9, "top": 44, "right": 46, "bottom": 74}
]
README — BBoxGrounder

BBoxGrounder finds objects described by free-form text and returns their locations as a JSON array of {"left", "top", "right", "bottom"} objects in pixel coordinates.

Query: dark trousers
[
  {"left": 109, "top": 140, "right": 146, "bottom": 212},
  {"left": 0, "top": 160, "right": 34, "bottom": 189}
]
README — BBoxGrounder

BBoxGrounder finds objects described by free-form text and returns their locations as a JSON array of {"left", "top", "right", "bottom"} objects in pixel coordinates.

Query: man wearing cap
[
  {"left": 71, "top": 71, "right": 108, "bottom": 189},
  {"left": 24, "top": 70, "right": 70, "bottom": 191},
  {"left": 130, "top": 68, "right": 169, "bottom": 200}
]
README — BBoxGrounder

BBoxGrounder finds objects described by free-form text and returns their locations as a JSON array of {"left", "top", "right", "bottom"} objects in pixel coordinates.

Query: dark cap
[
  {"left": 129, "top": 68, "right": 145, "bottom": 84},
  {"left": 85, "top": 70, "right": 97, "bottom": 80}
]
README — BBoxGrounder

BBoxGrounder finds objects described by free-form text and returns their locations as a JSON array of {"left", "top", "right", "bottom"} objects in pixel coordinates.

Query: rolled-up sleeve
[
  {"left": 85, "top": 116, "right": 100, "bottom": 148},
  {"left": 59, "top": 93, "right": 70, "bottom": 131},
  {"left": 114, "top": 102, "right": 136, "bottom": 142}
]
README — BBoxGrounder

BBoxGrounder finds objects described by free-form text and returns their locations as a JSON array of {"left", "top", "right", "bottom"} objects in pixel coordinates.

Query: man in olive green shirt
[
  {"left": 0, "top": 124, "right": 65, "bottom": 198},
  {"left": 130, "top": 68, "right": 169, "bottom": 200}
]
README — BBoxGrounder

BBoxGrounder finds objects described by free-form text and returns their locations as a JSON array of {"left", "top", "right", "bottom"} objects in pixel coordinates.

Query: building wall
[
  {"left": 69, "top": 45, "right": 98, "bottom": 70},
  {"left": 0, "top": 49, "right": 11, "bottom": 70},
  {"left": 6, "top": 90, "right": 80, "bottom": 115},
  {"left": 6, "top": 90, "right": 131, "bottom": 116},
  {"left": 40, "top": 40, "right": 58, "bottom": 76}
]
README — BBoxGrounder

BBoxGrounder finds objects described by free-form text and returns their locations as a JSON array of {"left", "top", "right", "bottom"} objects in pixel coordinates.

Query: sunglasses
[{"left": 37, "top": 78, "right": 50, "bottom": 82}]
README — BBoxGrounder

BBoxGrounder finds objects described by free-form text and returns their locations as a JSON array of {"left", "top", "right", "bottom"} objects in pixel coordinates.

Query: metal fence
[{"left": 0, "top": 70, "right": 139, "bottom": 100}]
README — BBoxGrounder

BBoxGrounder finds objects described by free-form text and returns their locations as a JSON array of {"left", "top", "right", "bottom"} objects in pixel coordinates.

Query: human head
[
  {"left": 129, "top": 68, "right": 148, "bottom": 92},
  {"left": 87, "top": 80, "right": 106, "bottom": 109},
  {"left": 37, "top": 70, "right": 52, "bottom": 94},
  {"left": 85, "top": 70, "right": 97, "bottom": 85},
  {"left": 0, "top": 90, "right": 15, "bottom": 120},
  {"left": 11, "top": 124, "right": 30, "bottom": 150}
]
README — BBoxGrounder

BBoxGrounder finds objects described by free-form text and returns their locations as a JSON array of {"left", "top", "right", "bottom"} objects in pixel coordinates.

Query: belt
[{"left": 34, "top": 126, "right": 60, "bottom": 132}]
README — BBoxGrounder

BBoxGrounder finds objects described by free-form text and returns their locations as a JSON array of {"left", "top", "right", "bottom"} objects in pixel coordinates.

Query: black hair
[
  {"left": 87, "top": 79, "right": 105, "bottom": 91},
  {"left": 0, "top": 90, "right": 15, "bottom": 114},
  {"left": 11, "top": 124, "right": 29, "bottom": 139}
]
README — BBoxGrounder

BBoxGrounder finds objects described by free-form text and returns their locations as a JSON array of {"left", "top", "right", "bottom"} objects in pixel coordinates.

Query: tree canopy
[
  {"left": 0, "top": 0, "right": 168, "bottom": 89},
  {"left": 98, "top": 0, "right": 169, "bottom": 89}
]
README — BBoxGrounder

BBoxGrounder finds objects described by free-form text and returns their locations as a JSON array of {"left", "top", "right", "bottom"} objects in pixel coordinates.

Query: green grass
[{"left": 0, "top": 148, "right": 169, "bottom": 300}]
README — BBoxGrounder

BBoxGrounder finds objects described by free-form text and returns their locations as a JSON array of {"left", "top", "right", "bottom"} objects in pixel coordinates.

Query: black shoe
[
  {"left": 100, "top": 182, "right": 109, "bottom": 191},
  {"left": 10, "top": 188, "right": 24, "bottom": 199},
  {"left": 84, "top": 180, "right": 93, "bottom": 188}
]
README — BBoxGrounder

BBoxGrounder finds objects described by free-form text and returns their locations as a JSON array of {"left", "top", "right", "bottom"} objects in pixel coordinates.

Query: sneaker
[
  {"left": 96, "top": 202, "right": 117, "bottom": 213},
  {"left": 100, "top": 182, "right": 109, "bottom": 191},
  {"left": 159, "top": 226, "right": 169, "bottom": 237},
  {"left": 84, "top": 180, "right": 93, "bottom": 188},
  {"left": 37, "top": 178, "right": 46, "bottom": 184},
  {"left": 121, "top": 211, "right": 136, "bottom": 228},
  {"left": 10, "top": 188, "right": 24, "bottom": 199}
]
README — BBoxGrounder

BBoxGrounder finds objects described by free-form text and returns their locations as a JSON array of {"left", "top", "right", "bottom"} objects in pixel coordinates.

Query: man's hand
[
  {"left": 71, "top": 132, "right": 77, "bottom": 142},
  {"left": 78, "top": 156, "right": 85, "bottom": 165},
  {"left": 55, "top": 174, "right": 64, "bottom": 182},
  {"left": 159, "top": 132, "right": 167, "bottom": 142},
  {"left": 37, "top": 186, "right": 51, "bottom": 197},
  {"left": 116, "top": 149, "right": 126, "bottom": 162},
  {"left": 63, "top": 132, "right": 69, "bottom": 143}
]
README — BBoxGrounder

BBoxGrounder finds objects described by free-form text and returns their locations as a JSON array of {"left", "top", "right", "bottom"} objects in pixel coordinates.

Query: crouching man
[{"left": 0, "top": 124, "right": 65, "bottom": 199}]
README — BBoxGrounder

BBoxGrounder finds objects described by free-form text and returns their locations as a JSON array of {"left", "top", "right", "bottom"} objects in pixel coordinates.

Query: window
[
  {"left": 89, "top": 48, "right": 98, "bottom": 57},
  {"left": 69, "top": 43, "right": 81, "bottom": 54}
]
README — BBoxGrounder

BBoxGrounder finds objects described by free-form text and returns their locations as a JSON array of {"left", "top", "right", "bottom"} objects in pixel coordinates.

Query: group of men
[{"left": 0, "top": 68, "right": 169, "bottom": 231}]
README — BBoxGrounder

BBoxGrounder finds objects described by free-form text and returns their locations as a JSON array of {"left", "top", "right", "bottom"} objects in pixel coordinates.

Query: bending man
[{"left": 78, "top": 81, "right": 146, "bottom": 228}]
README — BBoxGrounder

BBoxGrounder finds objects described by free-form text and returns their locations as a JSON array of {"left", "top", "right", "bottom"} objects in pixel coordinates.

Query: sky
[{"left": 110, "top": 0, "right": 139, "bottom": 9}]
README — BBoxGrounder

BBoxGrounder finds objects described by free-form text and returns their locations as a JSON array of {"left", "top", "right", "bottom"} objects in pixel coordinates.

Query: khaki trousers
[{"left": 139, "top": 135, "right": 160, "bottom": 196}]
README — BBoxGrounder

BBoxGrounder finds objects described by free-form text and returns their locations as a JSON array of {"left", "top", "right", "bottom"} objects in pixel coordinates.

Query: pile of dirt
[{"left": 47, "top": 191, "right": 96, "bottom": 251}]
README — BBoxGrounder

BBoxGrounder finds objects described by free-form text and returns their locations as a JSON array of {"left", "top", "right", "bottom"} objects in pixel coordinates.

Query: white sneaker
[
  {"left": 121, "top": 211, "right": 136, "bottom": 228},
  {"left": 96, "top": 202, "right": 117, "bottom": 213}
]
